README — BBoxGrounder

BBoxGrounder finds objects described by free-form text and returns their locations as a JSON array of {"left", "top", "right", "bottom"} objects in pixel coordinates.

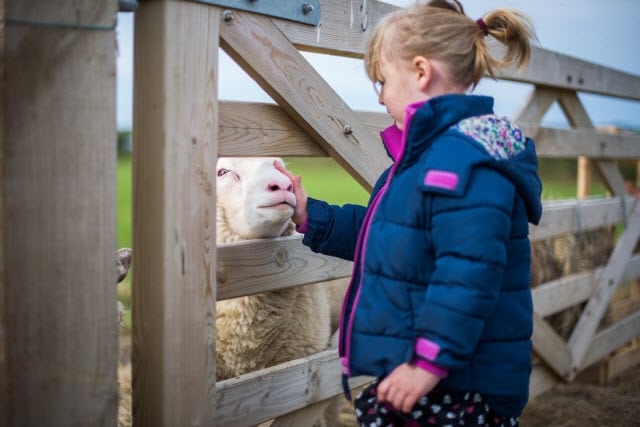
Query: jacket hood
[{"left": 452, "top": 114, "right": 543, "bottom": 224}]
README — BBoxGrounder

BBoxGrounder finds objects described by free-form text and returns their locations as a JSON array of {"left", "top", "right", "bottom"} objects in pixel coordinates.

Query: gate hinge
[{"left": 192, "top": 0, "right": 320, "bottom": 25}]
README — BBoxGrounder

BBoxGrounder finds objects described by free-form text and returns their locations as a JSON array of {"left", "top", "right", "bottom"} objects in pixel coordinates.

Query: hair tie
[{"left": 476, "top": 18, "right": 489, "bottom": 36}]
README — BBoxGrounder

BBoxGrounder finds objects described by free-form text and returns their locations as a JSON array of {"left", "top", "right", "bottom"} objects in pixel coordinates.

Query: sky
[{"left": 115, "top": 0, "right": 640, "bottom": 131}]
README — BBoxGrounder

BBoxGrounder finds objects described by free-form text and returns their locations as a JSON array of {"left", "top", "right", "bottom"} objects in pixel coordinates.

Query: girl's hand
[
  {"left": 376, "top": 363, "right": 440, "bottom": 413},
  {"left": 273, "top": 161, "right": 308, "bottom": 226}
]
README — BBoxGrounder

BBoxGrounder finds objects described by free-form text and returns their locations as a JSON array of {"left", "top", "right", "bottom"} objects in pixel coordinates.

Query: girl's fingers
[
  {"left": 274, "top": 160, "right": 294, "bottom": 180},
  {"left": 274, "top": 161, "right": 304, "bottom": 194}
]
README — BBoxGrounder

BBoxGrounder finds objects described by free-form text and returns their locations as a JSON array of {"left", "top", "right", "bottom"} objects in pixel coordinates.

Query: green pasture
[{"left": 116, "top": 154, "right": 632, "bottom": 332}]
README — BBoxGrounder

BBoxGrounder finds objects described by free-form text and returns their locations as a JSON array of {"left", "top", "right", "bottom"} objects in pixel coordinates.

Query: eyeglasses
[{"left": 373, "top": 80, "right": 384, "bottom": 96}]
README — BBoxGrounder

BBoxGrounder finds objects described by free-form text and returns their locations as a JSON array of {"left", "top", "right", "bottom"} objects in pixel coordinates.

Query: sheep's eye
[{"left": 217, "top": 168, "right": 230, "bottom": 177}]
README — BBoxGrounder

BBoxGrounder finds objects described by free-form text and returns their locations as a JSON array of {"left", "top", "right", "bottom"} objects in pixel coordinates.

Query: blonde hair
[{"left": 364, "top": 0, "right": 536, "bottom": 89}]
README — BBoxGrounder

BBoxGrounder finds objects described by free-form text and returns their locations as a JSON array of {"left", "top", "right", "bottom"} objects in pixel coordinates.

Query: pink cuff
[
  {"left": 295, "top": 217, "right": 309, "bottom": 233},
  {"left": 415, "top": 337, "right": 441, "bottom": 360},
  {"left": 413, "top": 337, "right": 448, "bottom": 377},
  {"left": 412, "top": 357, "right": 449, "bottom": 378}
]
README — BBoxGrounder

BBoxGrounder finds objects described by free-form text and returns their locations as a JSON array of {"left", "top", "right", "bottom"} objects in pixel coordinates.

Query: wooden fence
[{"left": 2, "top": 0, "right": 640, "bottom": 426}]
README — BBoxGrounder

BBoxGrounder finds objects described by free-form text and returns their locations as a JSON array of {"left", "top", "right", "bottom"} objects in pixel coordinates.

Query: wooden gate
[{"left": 134, "top": 0, "right": 640, "bottom": 425}]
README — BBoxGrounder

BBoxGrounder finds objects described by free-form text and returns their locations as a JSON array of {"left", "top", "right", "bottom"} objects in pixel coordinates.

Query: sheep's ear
[{"left": 116, "top": 248, "right": 132, "bottom": 283}]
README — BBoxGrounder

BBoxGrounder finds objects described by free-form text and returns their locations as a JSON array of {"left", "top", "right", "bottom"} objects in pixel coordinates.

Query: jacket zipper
[{"left": 338, "top": 109, "right": 417, "bottom": 387}]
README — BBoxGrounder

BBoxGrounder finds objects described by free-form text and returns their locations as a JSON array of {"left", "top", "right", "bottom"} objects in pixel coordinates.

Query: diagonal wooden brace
[
  {"left": 568, "top": 198, "right": 640, "bottom": 375},
  {"left": 513, "top": 86, "right": 558, "bottom": 125},
  {"left": 219, "top": 8, "right": 389, "bottom": 191},
  {"left": 532, "top": 313, "right": 573, "bottom": 379}
]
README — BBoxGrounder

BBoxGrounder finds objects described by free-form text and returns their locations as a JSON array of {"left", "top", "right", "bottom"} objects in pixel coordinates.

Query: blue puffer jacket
[{"left": 301, "top": 94, "right": 542, "bottom": 417}]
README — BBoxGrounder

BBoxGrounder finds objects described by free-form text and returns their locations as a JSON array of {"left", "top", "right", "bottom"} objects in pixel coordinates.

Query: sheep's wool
[{"left": 215, "top": 157, "right": 333, "bottom": 380}]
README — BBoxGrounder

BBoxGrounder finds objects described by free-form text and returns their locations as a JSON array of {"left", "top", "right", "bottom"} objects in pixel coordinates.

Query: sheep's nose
[{"left": 266, "top": 179, "right": 293, "bottom": 193}]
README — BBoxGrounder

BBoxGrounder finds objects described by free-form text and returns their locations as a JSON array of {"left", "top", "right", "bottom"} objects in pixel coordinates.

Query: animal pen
[{"left": 2, "top": 0, "right": 640, "bottom": 426}]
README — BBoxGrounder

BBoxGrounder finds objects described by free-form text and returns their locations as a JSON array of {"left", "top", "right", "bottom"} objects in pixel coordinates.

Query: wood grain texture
[
  {"left": 529, "top": 364, "right": 559, "bottom": 399},
  {"left": 219, "top": 101, "right": 327, "bottom": 157},
  {"left": 219, "top": 8, "right": 389, "bottom": 190},
  {"left": 530, "top": 196, "right": 635, "bottom": 241},
  {"left": 219, "top": 101, "right": 391, "bottom": 158},
  {"left": 217, "top": 235, "right": 352, "bottom": 300},
  {"left": 219, "top": 101, "right": 640, "bottom": 160},
  {"left": 268, "top": 399, "right": 336, "bottom": 427},
  {"left": 132, "top": 1, "right": 218, "bottom": 425},
  {"left": 521, "top": 125, "right": 640, "bottom": 159},
  {"left": 274, "top": 1, "right": 640, "bottom": 101},
  {"left": 581, "top": 311, "right": 640, "bottom": 370},
  {"left": 1, "top": 0, "right": 118, "bottom": 425},
  {"left": 215, "top": 349, "right": 373, "bottom": 426},
  {"left": 569, "top": 201, "right": 640, "bottom": 371},
  {"left": 532, "top": 313, "right": 573, "bottom": 379}
]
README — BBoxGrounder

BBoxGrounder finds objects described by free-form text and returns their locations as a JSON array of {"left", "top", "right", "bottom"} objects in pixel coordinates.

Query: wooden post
[
  {"left": 132, "top": 0, "right": 219, "bottom": 425},
  {"left": 1, "top": 0, "right": 118, "bottom": 425},
  {"left": 577, "top": 157, "right": 592, "bottom": 199}
]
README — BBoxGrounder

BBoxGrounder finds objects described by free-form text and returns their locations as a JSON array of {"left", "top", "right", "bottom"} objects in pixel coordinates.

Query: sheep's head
[{"left": 216, "top": 157, "right": 296, "bottom": 241}]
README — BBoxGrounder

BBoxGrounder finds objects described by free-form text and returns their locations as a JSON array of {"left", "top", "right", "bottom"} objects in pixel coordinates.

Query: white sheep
[
  {"left": 115, "top": 158, "right": 345, "bottom": 426},
  {"left": 215, "top": 156, "right": 335, "bottom": 380}
]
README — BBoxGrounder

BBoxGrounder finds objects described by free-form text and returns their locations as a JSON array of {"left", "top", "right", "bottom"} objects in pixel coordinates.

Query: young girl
[{"left": 276, "top": 1, "right": 542, "bottom": 425}]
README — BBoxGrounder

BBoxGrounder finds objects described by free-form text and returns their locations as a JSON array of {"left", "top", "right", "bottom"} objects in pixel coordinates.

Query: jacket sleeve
[
  {"left": 300, "top": 198, "right": 367, "bottom": 261},
  {"left": 413, "top": 160, "right": 516, "bottom": 371},
  {"left": 301, "top": 167, "right": 391, "bottom": 261}
]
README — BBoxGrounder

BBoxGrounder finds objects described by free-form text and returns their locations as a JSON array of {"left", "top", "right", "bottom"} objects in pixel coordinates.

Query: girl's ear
[{"left": 413, "top": 55, "right": 431, "bottom": 91}]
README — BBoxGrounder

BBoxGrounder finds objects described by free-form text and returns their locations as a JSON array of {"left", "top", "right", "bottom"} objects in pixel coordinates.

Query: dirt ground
[
  {"left": 518, "top": 366, "right": 640, "bottom": 427},
  {"left": 118, "top": 330, "right": 639, "bottom": 427}
]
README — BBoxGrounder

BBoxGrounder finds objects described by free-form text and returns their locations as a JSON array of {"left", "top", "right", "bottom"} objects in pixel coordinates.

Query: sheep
[
  {"left": 114, "top": 157, "right": 344, "bottom": 427},
  {"left": 116, "top": 248, "right": 133, "bottom": 427},
  {"left": 214, "top": 156, "right": 335, "bottom": 380},
  {"left": 116, "top": 248, "right": 132, "bottom": 329}
]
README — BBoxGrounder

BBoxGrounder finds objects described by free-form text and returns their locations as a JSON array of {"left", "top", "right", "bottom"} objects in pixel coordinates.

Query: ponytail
[
  {"left": 364, "top": 1, "right": 536, "bottom": 90},
  {"left": 474, "top": 9, "right": 535, "bottom": 85}
]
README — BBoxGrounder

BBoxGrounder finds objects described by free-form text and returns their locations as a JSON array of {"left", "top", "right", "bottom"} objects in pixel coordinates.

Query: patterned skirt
[{"left": 353, "top": 381, "right": 519, "bottom": 427}]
